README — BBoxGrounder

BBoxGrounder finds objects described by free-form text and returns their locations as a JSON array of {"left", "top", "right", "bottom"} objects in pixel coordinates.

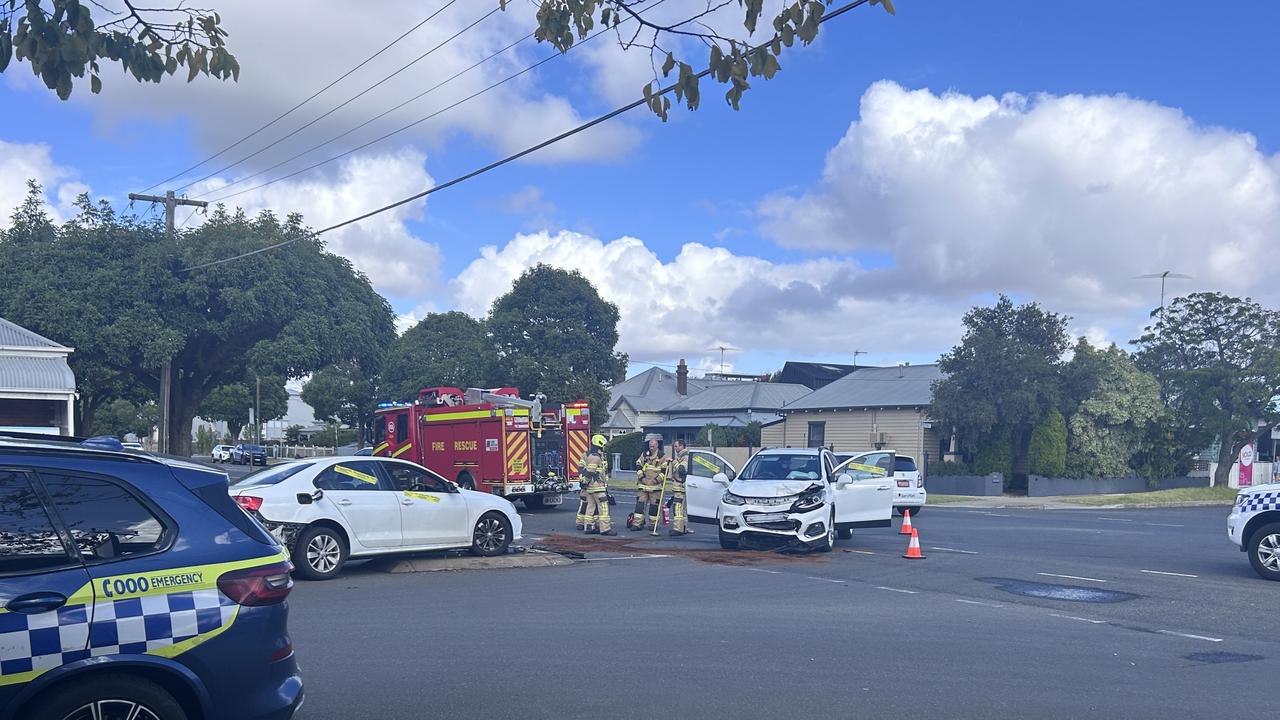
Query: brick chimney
[{"left": 676, "top": 358, "right": 689, "bottom": 396}]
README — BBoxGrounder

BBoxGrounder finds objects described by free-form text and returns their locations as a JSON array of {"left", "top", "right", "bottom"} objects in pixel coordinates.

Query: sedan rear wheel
[
  {"left": 293, "top": 525, "right": 347, "bottom": 580},
  {"left": 472, "top": 512, "right": 511, "bottom": 557}
]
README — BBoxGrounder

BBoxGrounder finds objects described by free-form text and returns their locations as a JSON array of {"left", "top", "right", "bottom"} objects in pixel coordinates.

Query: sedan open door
[
  {"left": 684, "top": 450, "right": 737, "bottom": 523},
  {"left": 832, "top": 452, "right": 894, "bottom": 530}
]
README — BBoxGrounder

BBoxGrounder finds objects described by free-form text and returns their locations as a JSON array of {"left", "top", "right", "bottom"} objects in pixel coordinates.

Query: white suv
[
  {"left": 1227, "top": 482, "right": 1280, "bottom": 581},
  {"left": 711, "top": 448, "right": 894, "bottom": 551},
  {"left": 211, "top": 444, "right": 233, "bottom": 462},
  {"left": 842, "top": 451, "right": 926, "bottom": 515}
]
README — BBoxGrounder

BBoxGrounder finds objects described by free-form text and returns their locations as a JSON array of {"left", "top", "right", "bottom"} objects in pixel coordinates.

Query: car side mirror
[
  {"left": 447, "top": 481, "right": 461, "bottom": 493},
  {"left": 712, "top": 472, "right": 730, "bottom": 486},
  {"left": 836, "top": 473, "right": 853, "bottom": 487},
  {"left": 297, "top": 489, "right": 323, "bottom": 504}
]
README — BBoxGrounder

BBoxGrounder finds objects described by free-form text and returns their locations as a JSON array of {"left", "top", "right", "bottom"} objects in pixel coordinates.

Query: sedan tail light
[
  {"left": 218, "top": 561, "right": 295, "bottom": 606},
  {"left": 235, "top": 495, "right": 264, "bottom": 512}
]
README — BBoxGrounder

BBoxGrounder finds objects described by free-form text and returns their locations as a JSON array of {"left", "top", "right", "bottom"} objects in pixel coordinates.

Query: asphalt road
[{"left": 282, "top": 496, "right": 1277, "bottom": 720}]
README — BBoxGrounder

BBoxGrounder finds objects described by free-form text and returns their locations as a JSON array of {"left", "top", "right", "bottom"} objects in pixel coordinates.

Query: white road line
[
  {"left": 806, "top": 576, "right": 846, "bottom": 584},
  {"left": 1143, "top": 523, "right": 1185, "bottom": 528},
  {"left": 875, "top": 586, "right": 919, "bottom": 595},
  {"left": 954, "top": 598, "right": 1004, "bottom": 608},
  {"left": 1157, "top": 630, "right": 1223, "bottom": 643},
  {"left": 931, "top": 546, "right": 979, "bottom": 555},
  {"left": 744, "top": 568, "right": 783, "bottom": 575},
  {"left": 1038, "top": 572, "right": 1107, "bottom": 583},
  {"left": 1140, "top": 569, "right": 1199, "bottom": 578},
  {"left": 980, "top": 512, "right": 1012, "bottom": 517},
  {"left": 845, "top": 550, "right": 875, "bottom": 555},
  {"left": 1049, "top": 613, "right": 1106, "bottom": 625},
  {"left": 1097, "top": 517, "right": 1135, "bottom": 523},
  {"left": 576, "top": 554, "right": 673, "bottom": 562}
]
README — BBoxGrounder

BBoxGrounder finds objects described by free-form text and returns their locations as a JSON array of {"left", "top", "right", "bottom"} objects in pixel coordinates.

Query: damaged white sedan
[{"left": 713, "top": 448, "right": 894, "bottom": 551}]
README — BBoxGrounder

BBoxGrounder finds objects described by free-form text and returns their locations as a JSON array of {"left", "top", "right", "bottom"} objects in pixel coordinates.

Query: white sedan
[{"left": 229, "top": 456, "right": 522, "bottom": 579}]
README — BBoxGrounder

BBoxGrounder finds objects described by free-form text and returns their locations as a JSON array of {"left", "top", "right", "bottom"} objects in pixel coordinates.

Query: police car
[
  {"left": 0, "top": 432, "right": 303, "bottom": 720},
  {"left": 1227, "top": 481, "right": 1280, "bottom": 581}
]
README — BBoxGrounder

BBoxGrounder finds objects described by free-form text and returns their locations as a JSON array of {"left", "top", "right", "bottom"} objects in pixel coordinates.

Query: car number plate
[
  {"left": 897, "top": 480, "right": 910, "bottom": 487},
  {"left": 747, "top": 512, "right": 789, "bottom": 524},
  {"left": 542, "top": 493, "right": 564, "bottom": 506}
]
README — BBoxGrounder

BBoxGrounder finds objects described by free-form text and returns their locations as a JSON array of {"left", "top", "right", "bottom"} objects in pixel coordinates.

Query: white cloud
[
  {"left": 188, "top": 148, "right": 442, "bottom": 301},
  {"left": 759, "top": 81, "right": 1280, "bottom": 330},
  {"left": 449, "top": 229, "right": 962, "bottom": 364},
  {"left": 0, "top": 140, "right": 87, "bottom": 221}
]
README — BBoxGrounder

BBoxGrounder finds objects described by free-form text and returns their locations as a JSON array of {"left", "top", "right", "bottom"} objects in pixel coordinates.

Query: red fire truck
[{"left": 371, "top": 387, "right": 593, "bottom": 509}]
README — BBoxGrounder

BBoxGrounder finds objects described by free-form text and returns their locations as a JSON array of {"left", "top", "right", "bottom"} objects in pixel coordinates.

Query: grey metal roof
[
  {"left": 782, "top": 364, "right": 943, "bottom": 411},
  {"left": 661, "top": 382, "right": 811, "bottom": 413},
  {"left": 608, "top": 367, "right": 720, "bottom": 412},
  {"left": 0, "top": 317, "right": 67, "bottom": 350},
  {"left": 601, "top": 412, "right": 635, "bottom": 430},
  {"left": 0, "top": 355, "right": 76, "bottom": 393},
  {"left": 645, "top": 412, "right": 783, "bottom": 430}
]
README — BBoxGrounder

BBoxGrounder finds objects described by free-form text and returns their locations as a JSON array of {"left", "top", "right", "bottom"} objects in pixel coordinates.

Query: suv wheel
[
  {"left": 293, "top": 525, "right": 348, "bottom": 580},
  {"left": 1248, "top": 522, "right": 1280, "bottom": 581},
  {"left": 718, "top": 529, "right": 740, "bottom": 550},
  {"left": 817, "top": 509, "right": 835, "bottom": 553},
  {"left": 26, "top": 673, "right": 186, "bottom": 720}
]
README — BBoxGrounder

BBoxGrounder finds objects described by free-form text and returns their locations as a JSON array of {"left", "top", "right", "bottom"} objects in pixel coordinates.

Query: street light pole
[{"left": 255, "top": 375, "right": 261, "bottom": 446}]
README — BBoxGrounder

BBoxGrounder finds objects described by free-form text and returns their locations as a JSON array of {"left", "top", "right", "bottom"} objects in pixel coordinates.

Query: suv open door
[
  {"left": 684, "top": 450, "right": 737, "bottom": 523},
  {"left": 832, "top": 452, "right": 895, "bottom": 529}
]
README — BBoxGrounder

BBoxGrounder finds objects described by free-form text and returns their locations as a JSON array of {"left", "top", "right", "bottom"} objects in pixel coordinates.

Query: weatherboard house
[{"left": 0, "top": 317, "right": 77, "bottom": 436}]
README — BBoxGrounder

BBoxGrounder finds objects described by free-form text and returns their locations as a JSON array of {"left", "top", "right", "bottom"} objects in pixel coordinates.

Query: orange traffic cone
[
  {"left": 900, "top": 508, "right": 914, "bottom": 535},
  {"left": 903, "top": 527, "right": 926, "bottom": 560}
]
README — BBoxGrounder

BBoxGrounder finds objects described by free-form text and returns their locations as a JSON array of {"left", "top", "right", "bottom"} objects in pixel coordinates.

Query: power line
[
  {"left": 177, "top": 0, "right": 487, "bottom": 195},
  {"left": 180, "top": 0, "right": 873, "bottom": 273},
  {"left": 198, "top": 0, "right": 675, "bottom": 205},
  {"left": 139, "top": 1, "right": 454, "bottom": 194}
]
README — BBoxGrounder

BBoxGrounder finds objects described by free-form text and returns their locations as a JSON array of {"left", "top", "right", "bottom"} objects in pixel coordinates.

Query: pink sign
[{"left": 1239, "top": 442, "right": 1255, "bottom": 487}]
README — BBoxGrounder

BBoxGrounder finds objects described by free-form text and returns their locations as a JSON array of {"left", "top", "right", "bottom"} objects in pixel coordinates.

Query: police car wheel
[
  {"left": 472, "top": 512, "right": 512, "bottom": 556},
  {"left": 27, "top": 673, "right": 186, "bottom": 720},
  {"left": 293, "top": 525, "right": 348, "bottom": 580},
  {"left": 1247, "top": 522, "right": 1280, "bottom": 581}
]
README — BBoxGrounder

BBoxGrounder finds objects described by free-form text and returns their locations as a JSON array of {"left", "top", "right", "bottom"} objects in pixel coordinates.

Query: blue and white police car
[
  {"left": 1228, "top": 481, "right": 1280, "bottom": 581},
  {"left": 1, "top": 433, "right": 303, "bottom": 720}
]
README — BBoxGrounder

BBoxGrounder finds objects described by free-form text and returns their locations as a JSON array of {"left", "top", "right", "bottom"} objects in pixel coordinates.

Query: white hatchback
[
  {"left": 840, "top": 451, "right": 927, "bottom": 515},
  {"left": 229, "top": 456, "right": 523, "bottom": 579}
]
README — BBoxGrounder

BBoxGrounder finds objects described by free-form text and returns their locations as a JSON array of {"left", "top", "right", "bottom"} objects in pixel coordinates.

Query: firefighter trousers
[
  {"left": 584, "top": 489, "right": 611, "bottom": 532},
  {"left": 631, "top": 485, "right": 663, "bottom": 529},
  {"left": 576, "top": 489, "right": 590, "bottom": 530},
  {"left": 670, "top": 487, "right": 687, "bottom": 533}
]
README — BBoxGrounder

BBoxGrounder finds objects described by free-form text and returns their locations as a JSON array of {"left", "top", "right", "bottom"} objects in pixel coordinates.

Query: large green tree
[
  {"left": 0, "top": 0, "right": 237, "bottom": 99},
  {"left": 1062, "top": 340, "right": 1165, "bottom": 478},
  {"left": 93, "top": 398, "right": 157, "bottom": 440},
  {"left": 487, "top": 264, "right": 627, "bottom": 428},
  {"left": 197, "top": 376, "right": 288, "bottom": 442},
  {"left": 0, "top": 185, "right": 395, "bottom": 455},
  {"left": 381, "top": 311, "right": 491, "bottom": 402},
  {"left": 931, "top": 296, "right": 1071, "bottom": 489},
  {"left": 301, "top": 361, "right": 390, "bottom": 448},
  {"left": 1134, "top": 292, "right": 1280, "bottom": 487}
]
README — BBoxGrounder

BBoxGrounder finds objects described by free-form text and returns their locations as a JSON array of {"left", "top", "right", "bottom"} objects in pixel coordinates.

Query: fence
[
  {"left": 1026, "top": 475, "right": 1206, "bottom": 497},
  {"left": 926, "top": 474, "right": 1004, "bottom": 496}
]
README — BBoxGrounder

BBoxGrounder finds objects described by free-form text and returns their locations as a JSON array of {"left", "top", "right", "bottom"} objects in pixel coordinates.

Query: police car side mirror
[{"left": 712, "top": 473, "right": 730, "bottom": 486}]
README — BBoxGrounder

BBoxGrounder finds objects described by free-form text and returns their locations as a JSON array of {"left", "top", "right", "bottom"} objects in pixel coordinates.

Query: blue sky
[{"left": 3, "top": 1, "right": 1279, "bottom": 378}]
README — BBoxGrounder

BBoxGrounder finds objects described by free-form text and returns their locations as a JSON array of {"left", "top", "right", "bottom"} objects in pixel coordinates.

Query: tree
[
  {"left": 737, "top": 420, "right": 762, "bottom": 448},
  {"left": 93, "top": 398, "right": 157, "bottom": 439},
  {"left": 1, "top": 0, "right": 237, "bottom": 99},
  {"left": 931, "top": 296, "right": 1071, "bottom": 489},
  {"left": 1063, "top": 341, "right": 1166, "bottom": 478},
  {"left": 301, "top": 362, "right": 390, "bottom": 447},
  {"left": 1134, "top": 293, "right": 1280, "bottom": 487},
  {"left": 197, "top": 376, "right": 287, "bottom": 442},
  {"left": 0, "top": 186, "right": 395, "bottom": 455},
  {"left": 381, "top": 312, "right": 491, "bottom": 402},
  {"left": 1027, "top": 408, "right": 1066, "bottom": 477},
  {"left": 696, "top": 423, "right": 732, "bottom": 448},
  {"left": 514, "top": 0, "right": 896, "bottom": 120},
  {"left": 284, "top": 424, "right": 304, "bottom": 445},
  {"left": 603, "top": 431, "right": 642, "bottom": 470},
  {"left": 487, "top": 264, "right": 627, "bottom": 415}
]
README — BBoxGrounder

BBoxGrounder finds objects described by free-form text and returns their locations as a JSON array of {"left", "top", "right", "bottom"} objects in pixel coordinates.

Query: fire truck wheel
[
  {"left": 523, "top": 495, "right": 547, "bottom": 510},
  {"left": 457, "top": 472, "right": 476, "bottom": 491},
  {"left": 472, "top": 512, "right": 512, "bottom": 557}
]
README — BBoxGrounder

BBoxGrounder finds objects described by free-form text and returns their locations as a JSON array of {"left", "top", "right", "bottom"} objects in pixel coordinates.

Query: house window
[{"left": 807, "top": 421, "right": 826, "bottom": 448}]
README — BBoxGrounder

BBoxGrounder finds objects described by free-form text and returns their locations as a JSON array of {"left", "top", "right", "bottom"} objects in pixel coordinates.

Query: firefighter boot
[
  {"left": 596, "top": 495, "right": 616, "bottom": 535},
  {"left": 628, "top": 499, "right": 647, "bottom": 530},
  {"left": 575, "top": 494, "right": 589, "bottom": 532}
]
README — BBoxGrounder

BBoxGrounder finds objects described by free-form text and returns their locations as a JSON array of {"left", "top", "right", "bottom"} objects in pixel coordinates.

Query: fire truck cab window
[
  {"left": 395, "top": 413, "right": 409, "bottom": 443},
  {"left": 374, "top": 416, "right": 386, "bottom": 444}
]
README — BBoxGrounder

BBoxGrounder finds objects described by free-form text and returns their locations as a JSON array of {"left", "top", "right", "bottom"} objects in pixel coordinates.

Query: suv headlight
[
  {"left": 722, "top": 491, "right": 746, "bottom": 506},
  {"left": 791, "top": 490, "right": 825, "bottom": 513},
  {"left": 1235, "top": 493, "right": 1248, "bottom": 507}
]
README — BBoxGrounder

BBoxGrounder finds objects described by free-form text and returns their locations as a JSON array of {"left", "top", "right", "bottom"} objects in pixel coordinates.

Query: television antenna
[
  {"left": 1134, "top": 271, "right": 1192, "bottom": 313},
  {"left": 704, "top": 344, "right": 743, "bottom": 374}
]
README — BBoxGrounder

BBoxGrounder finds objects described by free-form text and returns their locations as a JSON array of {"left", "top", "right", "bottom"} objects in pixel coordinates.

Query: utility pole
[
  {"left": 255, "top": 375, "right": 261, "bottom": 446},
  {"left": 128, "top": 190, "right": 208, "bottom": 454}
]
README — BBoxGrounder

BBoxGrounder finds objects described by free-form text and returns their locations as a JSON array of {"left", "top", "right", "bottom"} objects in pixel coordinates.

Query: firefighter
[
  {"left": 667, "top": 438, "right": 692, "bottom": 536},
  {"left": 579, "top": 434, "right": 614, "bottom": 535},
  {"left": 628, "top": 434, "right": 667, "bottom": 531}
]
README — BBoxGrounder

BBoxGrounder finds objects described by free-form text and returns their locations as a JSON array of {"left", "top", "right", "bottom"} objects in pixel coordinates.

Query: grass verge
[
  {"left": 1059, "top": 485, "right": 1238, "bottom": 506},
  {"left": 923, "top": 494, "right": 976, "bottom": 504}
]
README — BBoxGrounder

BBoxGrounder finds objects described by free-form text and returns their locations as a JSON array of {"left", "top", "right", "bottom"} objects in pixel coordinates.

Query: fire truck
[{"left": 371, "top": 387, "right": 593, "bottom": 509}]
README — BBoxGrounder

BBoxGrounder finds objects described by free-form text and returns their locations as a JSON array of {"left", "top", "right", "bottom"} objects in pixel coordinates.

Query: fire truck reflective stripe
[
  {"left": 567, "top": 430, "right": 588, "bottom": 470},
  {"left": 505, "top": 432, "right": 529, "bottom": 476},
  {"left": 373, "top": 442, "right": 389, "bottom": 455},
  {"left": 334, "top": 465, "right": 379, "bottom": 485},
  {"left": 391, "top": 443, "right": 413, "bottom": 458},
  {"left": 423, "top": 410, "right": 497, "bottom": 422}
]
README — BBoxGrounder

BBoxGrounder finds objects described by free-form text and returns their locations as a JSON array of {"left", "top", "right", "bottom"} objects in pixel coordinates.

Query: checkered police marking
[
  {"left": 1241, "top": 491, "right": 1278, "bottom": 514},
  {"left": 0, "top": 550, "right": 285, "bottom": 687}
]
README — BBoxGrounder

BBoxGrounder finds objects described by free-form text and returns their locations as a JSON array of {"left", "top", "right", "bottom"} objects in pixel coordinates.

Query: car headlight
[
  {"left": 722, "top": 491, "right": 746, "bottom": 506},
  {"left": 791, "top": 491, "right": 825, "bottom": 513},
  {"left": 1235, "top": 494, "right": 1248, "bottom": 507}
]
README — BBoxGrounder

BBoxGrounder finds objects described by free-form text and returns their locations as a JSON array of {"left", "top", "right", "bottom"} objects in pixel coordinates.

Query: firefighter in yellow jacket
[
  {"left": 668, "top": 438, "right": 692, "bottom": 536},
  {"left": 628, "top": 435, "right": 667, "bottom": 531},
  {"left": 579, "top": 434, "right": 615, "bottom": 535}
]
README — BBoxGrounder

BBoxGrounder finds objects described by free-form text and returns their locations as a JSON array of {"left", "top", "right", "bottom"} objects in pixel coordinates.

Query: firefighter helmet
[{"left": 591, "top": 434, "right": 607, "bottom": 448}]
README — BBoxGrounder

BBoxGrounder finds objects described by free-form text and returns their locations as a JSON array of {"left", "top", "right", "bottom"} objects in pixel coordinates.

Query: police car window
[
  {"left": 0, "top": 471, "right": 75, "bottom": 575},
  {"left": 39, "top": 473, "right": 167, "bottom": 562},
  {"left": 383, "top": 463, "right": 448, "bottom": 493},
  {"left": 315, "top": 462, "right": 385, "bottom": 491}
]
